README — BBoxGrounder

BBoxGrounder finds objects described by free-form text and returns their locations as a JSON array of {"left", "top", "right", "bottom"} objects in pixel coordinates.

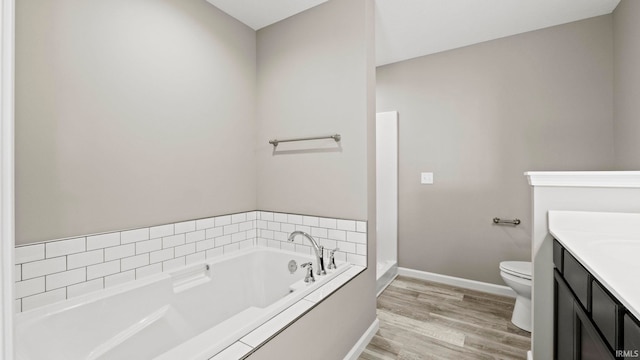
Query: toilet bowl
[{"left": 499, "top": 261, "right": 532, "bottom": 332}]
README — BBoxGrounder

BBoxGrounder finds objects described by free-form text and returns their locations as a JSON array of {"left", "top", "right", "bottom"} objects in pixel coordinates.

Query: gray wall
[
  {"left": 377, "top": 16, "right": 615, "bottom": 285},
  {"left": 250, "top": 0, "right": 377, "bottom": 358},
  {"left": 16, "top": 0, "right": 257, "bottom": 244},
  {"left": 613, "top": 0, "right": 640, "bottom": 169},
  {"left": 256, "top": 0, "right": 369, "bottom": 221}
]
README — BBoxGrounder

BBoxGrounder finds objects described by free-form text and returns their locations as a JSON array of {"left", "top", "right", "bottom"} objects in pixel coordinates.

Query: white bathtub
[{"left": 14, "top": 247, "right": 351, "bottom": 360}]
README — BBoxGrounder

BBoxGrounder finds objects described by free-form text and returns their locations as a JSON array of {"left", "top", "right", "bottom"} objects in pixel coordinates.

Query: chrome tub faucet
[{"left": 288, "top": 231, "right": 326, "bottom": 275}]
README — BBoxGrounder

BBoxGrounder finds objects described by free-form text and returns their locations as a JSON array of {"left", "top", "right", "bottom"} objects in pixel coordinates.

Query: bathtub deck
[{"left": 359, "top": 276, "right": 531, "bottom": 360}]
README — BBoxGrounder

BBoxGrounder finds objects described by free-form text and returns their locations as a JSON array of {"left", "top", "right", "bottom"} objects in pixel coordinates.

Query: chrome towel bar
[
  {"left": 493, "top": 217, "right": 521, "bottom": 226},
  {"left": 269, "top": 134, "right": 341, "bottom": 148}
]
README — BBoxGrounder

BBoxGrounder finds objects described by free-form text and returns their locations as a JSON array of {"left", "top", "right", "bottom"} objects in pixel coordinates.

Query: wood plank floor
[{"left": 359, "top": 276, "right": 531, "bottom": 360}]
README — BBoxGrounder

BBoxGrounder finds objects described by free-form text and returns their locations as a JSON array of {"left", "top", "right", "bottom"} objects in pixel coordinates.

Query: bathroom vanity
[{"left": 549, "top": 211, "right": 640, "bottom": 360}]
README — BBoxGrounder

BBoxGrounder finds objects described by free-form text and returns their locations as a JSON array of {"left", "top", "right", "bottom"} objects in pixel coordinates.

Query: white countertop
[{"left": 548, "top": 210, "right": 640, "bottom": 320}]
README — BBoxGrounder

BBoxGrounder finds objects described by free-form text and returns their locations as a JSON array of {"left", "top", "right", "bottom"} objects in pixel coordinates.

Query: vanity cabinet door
[
  {"left": 624, "top": 313, "right": 640, "bottom": 357},
  {"left": 555, "top": 270, "right": 575, "bottom": 360},
  {"left": 591, "top": 280, "right": 619, "bottom": 351},
  {"left": 563, "top": 251, "right": 591, "bottom": 311},
  {"left": 576, "top": 304, "right": 615, "bottom": 360}
]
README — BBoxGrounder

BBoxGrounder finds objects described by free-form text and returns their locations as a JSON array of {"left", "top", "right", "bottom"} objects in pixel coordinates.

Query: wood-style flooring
[{"left": 359, "top": 276, "right": 531, "bottom": 360}]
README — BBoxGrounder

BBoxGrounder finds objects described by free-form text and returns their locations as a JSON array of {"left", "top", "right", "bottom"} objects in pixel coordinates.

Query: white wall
[{"left": 16, "top": 0, "right": 257, "bottom": 244}]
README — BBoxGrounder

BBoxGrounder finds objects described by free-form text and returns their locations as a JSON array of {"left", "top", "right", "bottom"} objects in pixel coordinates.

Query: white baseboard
[
  {"left": 397, "top": 267, "right": 516, "bottom": 298},
  {"left": 343, "top": 318, "right": 379, "bottom": 360},
  {"left": 527, "top": 350, "right": 532, "bottom": 360}
]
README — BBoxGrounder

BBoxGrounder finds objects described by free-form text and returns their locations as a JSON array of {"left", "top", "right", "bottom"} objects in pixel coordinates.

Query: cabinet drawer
[
  {"left": 563, "top": 250, "right": 590, "bottom": 311},
  {"left": 591, "top": 280, "right": 619, "bottom": 351},
  {"left": 624, "top": 313, "right": 640, "bottom": 356},
  {"left": 553, "top": 239, "right": 563, "bottom": 273}
]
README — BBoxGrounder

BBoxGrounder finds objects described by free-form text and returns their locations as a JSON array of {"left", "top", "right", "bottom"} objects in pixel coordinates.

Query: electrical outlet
[{"left": 421, "top": 172, "right": 433, "bottom": 184}]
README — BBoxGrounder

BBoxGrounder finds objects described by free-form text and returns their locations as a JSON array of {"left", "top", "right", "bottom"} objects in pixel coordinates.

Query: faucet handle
[
  {"left": 327, "top": 248, "right": 339, "bottom": 270},
  {"left": 301, "top": 262, "right": 315, "bottom": 283}
]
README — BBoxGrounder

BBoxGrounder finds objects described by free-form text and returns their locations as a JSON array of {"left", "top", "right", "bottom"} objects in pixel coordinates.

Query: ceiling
[{"left": 206, "top": 0, "right": 621, "bottom": 66}]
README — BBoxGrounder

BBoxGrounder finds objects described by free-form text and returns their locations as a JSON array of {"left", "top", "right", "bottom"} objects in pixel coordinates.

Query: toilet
[{"left": 499, "top": 261, "right": 532, "bottom": 332}]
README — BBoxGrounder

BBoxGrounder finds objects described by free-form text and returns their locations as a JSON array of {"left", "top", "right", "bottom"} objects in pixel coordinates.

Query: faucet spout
[{"left": 288, "top": 231, "right": 326, "bottom": 275}]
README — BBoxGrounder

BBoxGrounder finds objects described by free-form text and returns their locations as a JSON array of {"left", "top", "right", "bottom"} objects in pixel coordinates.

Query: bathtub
[{"left": 14, "top": 247, "right": 353, "bottom": 360}]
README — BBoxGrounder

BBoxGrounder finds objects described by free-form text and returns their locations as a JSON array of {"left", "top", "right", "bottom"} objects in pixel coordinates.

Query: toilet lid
[{"left": 500, "top": 261, "right": 532, "bottom": 279}]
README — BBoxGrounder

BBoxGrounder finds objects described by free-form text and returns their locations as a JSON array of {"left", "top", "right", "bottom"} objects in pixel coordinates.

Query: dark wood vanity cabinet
[{"left": 553, "top": 239, "right": 639, "bottom": 360}]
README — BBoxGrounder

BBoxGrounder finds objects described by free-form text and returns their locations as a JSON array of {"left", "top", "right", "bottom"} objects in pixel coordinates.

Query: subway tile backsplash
[{"left": 13, "top": 211, "right": 366, "bottom": 313}]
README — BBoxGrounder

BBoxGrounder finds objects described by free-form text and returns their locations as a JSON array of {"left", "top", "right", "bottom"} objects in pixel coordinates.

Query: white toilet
[{"left": 499, "top": 261, "right": 532, "bottom": 332}]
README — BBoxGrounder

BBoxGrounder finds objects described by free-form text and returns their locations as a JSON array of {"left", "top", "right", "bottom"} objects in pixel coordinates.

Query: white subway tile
[
  {"left": 231, "top": 232, "right": 247, "bottom": 243},
  {"left": 104, "top": 244, "right": 135, "bottom": 261},
  {"left": 46, "top": 268, "right": 86, "bottom": 291},
  {"left": 22, "top": 257, "right": 66, "bottom": 280},
  {"left": 295, "top": 244, "right": 311, "bottom": 255},
  {"left": 231, "top": 213, "right": 246, "bottom": 224},
  {"left": 337, "top": 219, "right": 356, "bottom": 232},
  {"left": 205, "top": 227, "right": 223, "bottom": 239},
  {"left": 46, "top": 238, "right": 85, "bottom": 258},
  {"left": 121, "top": 228, "right": 149, "bottom": 244},
  {"left": 215, "top": 215, "right": 231, "bottom": 227},
  {"left": 150, "top": 248, "right": 174, "bottom": 264},
  {"left": 260, "top": 212, "right": 273, "bottom": 221},
  {"left": 281, "top": 242, "right": 295, "bottom": 252},
  {"left": 136, "top": 263, "right": 162, "bottom": 279},
  {"left": 121, "top": 254, "right": 149, "bottom": 271},
  {"left": 163, "top": 257, "right": 185, "bottom": 271},
  {"left": 334, "top": 251, "right": 347, "bottom": 262},
  {"left": 245, "top": 229, "right": 257, "bottom": 239},
  {"left": 196, "top": 239, "right": 214, "bottom": 252},
  {"left": 273, "top": 213, "right": 287, "bottom": 222},
  {"left": 68, "top": 250, "right": 103, "bottom": 269},
  {"left": 347, "top": 253, "right": 366, "bottom": 266},
  {"left": 256, "top": 220, "right": 267, "bottom": 229},
  {"left": 319, "top": 238, "right": 338, "bottom": 250},
  {"left": 295, "top": 225, "right": 311, "bottom": 234},
  {"left": 206, "top": 247, "right": 224, "bottom": 259},
  {"left": 337, "top": 241, "right": 356, "bottom": 254},
  {"left": 186, "top": 252, "right": 205, "bottom": 265},
  {"left": 239, "top": 221, "right": 253, "bottom": 232},
  {"left": 328, "top": 229, "right": 346, "bottom": 241},
  {"left": 175, "top": 221, "right": 196, "bottom": 234},
  {"left": 105, "top": 271, "right": 135, "bottom": 288},
  {"left": 311, "top": 227, "right": 328, "bottom": 238},
  {"left": 318, "top": 218, "right": 337, "bottom": 229},
  {"left": 67, "top": 278, "right": 104, "bottom": 298},
  {"left": 347, "top": 231, "right": 366, "bottom": 244},
  {"left": 15, "top": 244, "right": 45, "bottom": 264},
  {"left": 186, "top": 230, "right": 205, "bottom": 243},
  {"left": 287, "top": 214, "right": 303, "bottom": 225},
  {"left": 15, "top": 265, "right": 21, "bottom": 282},
  {"left": 274, "top": 231, "right": 287, "bottom": 242},
  {"left": 267, "top": 222, "right": 280, "bottom": 232},
  {"left": 87, "top": 260, "right": 120, "bottom": 280},
  {"left": 174, "top": 243, "right": 196, "bottom": 258},
  {"left": 162, "top": 234, "right": 185, "bottom": 248},
  {"left": 22, "top": 288, "right": 66, "bottom": 312},
  {"left": 281, "top": 223, "right": 295, "bottom": 234},
  {"left": 246, "top": 211, "right": 257, "bottom": 221},
  {"left": 256, "top": 238, "right": 267, "bottom": 247},
  {"left": 223, "top": 223, "right": 239, "bottom": 235},
  {"left": 215, "top": 235, "right": 231, "bottom": 247},
  {"left": 87, "top": 233, "right": 120, "bottom": 251},
  {"left": 223, "top": 243, "right": 240, "bottom": 253},
  {"left": 260, "top": 229, "right": 274, "bottom": 240},
  {"left": 356, "top": 244, "right": 367, "bottom": 255},
  {"left": 356, "top": 221, "right": 367, "bottom": 233},
  {"left": 136, "top": 238, "right": 162, "bottom": 254},
  {"left": 195, "top": 217, "right": 215, "bottom": 230},
  {"left": 150, "top": 224, "right": 174, "bottom": 239},
  {"left": 239, "top": 239, "right": 254, "bottom": 249},
  {"left": 303, "top": 216, "right": 319, "bottom": 227},
  {"left": 15, "top": 277, "right": 45, "bottom": 298}
]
